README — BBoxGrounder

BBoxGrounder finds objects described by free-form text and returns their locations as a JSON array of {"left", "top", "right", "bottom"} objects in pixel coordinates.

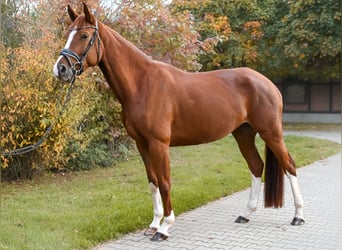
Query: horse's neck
[{"left": 98, "top": 24, "right": 151, "bottom": 105}]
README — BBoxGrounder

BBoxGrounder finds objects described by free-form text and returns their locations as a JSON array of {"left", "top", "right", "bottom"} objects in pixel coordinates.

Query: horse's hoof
[
  {"left": 235, "top": 216, "right": 249, "bottom": 224},
  {"left": 144, "top": 227, "right": 158, "bottom": 236},
  {"left": 150, "top": 232, "right": 168, "bottom": 242},
  {"left": 291, "top": 217, "right": 305, "bottom": 226}
]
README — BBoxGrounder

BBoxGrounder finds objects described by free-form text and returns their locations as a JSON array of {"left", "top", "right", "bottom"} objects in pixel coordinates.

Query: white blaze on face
[
  {"left": 64, "top": 29, "right": 78, "bottom": 49},
  {"left": 53, "top": 29, "right": 78, "bottom": 77}
]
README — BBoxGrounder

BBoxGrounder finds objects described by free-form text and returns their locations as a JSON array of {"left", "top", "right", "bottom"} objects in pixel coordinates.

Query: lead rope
[{"left": 1, "top": 78, "right": 75, "bottom": 157}]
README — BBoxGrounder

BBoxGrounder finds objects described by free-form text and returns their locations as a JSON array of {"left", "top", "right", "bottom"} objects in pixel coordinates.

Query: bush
[
  {"left": 0, "top": 45, "right": 129, "bottom": 180},
  {"left": 58, "top": 81, "right": 131, "bottom": 172}
]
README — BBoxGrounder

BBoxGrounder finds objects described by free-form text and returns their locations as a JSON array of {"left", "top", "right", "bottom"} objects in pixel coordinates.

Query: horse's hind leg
[
  {"left": 259, "top": 128, "right": 305, "bottom": 225},
  {"left": 286, "top": 170, "right": 305, "bottom": 225},
  {"left": 232, "top": 123, "right": 264, "bottom": 223}
]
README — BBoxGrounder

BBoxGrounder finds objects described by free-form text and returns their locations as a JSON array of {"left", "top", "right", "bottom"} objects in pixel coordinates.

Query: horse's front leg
[
  {"left": 136, "top": 142, "right": 163, "bottom": 236},
  {"left": 145, "top": 182, "right": 175, "bottom": 241},
  {"left": 148, "top": 139, "right": 175, "bottom": 241},
  {"left": 137, "top": 139, "right": 175, "bottom": 241},
  {"left": 143, "top": 182, "right": 163, "bottom": 236}
]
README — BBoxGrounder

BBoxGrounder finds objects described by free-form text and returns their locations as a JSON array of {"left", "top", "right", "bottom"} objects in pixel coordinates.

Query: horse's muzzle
[{"left": 54, "top": 63, "right": 75, "bottom": 83}]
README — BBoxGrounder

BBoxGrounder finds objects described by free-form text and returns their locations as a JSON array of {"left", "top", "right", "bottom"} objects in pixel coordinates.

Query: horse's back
[
  {"left": 173, "top": 67, "right": 282, "bottom": 119},
  {"left": 160, "top": 66, "right": 282, "bottom": 146},
  {"left": 131, "top": 63, "right": 283, "bottom": 146}
]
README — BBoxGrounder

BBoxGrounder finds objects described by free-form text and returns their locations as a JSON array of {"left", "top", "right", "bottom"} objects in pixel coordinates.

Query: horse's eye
[{"left": 81, "top": 33, "right": 89, "bottom": 39}]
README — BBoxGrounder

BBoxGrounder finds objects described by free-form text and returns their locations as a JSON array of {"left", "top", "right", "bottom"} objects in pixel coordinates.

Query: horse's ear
[
  {"left": 83, "top": 3, "right": 96, "bottom": 24},
  {"left": 67, "top": 4, "right": 78, "bottom": 22}
]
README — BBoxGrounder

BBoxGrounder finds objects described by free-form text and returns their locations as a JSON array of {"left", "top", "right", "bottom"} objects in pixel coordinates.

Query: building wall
[
  {"left": 276, "top": 82, "right": 341, "bottom": 124},
  {"left": 282, "top": 113, "right": 341, "bottom": 124}
]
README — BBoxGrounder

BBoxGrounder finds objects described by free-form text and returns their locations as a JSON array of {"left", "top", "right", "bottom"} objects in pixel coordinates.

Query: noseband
[{"left": 59, "top": 20, "right": 101, "bottom": 77}]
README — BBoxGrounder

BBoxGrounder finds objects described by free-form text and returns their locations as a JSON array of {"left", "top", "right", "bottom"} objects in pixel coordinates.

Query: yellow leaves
[
  {"left": 39, "top": 122, "right": 47, "bottom": 131},
  {"left": 173, "top": 0, "right": 211, "bottom": 9},
  {"left": 204, "top": 14, "right": 232, "bottom": 37},
  {"left": 10, "top": 125, "right": 18, "bottom": 133},
  {"left": 1, "top": 156, "right": 10, "bottom": 168},
  {"left": 1, "top": 45, "right": 59, "bottom": 170},
  {"left": 242, "top": 21, "right": 264, "bottom": 40}
]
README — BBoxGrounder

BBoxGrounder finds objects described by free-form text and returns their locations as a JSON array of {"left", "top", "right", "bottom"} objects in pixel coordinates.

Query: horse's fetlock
[
  {"left": 164, "top": 210, "right": 175, "bottom": 225},
  {"left": 247, "top": 205, "right": 257, "bottom": 213},
  {"left": 154, "top": 211, "right": 163, "bottom": 220}
]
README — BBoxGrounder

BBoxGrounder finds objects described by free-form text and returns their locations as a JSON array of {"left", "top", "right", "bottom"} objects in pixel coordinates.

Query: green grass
[
  {"left": 0, "top": 135, "right": 340, "bottom": 249},
  {"left": 283, "top": 123, "right": 341, "bottom": 131}
]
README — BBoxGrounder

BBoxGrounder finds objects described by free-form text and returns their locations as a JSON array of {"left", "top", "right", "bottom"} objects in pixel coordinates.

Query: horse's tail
[{"left": 264, "top": 146, "right": 284, "bottom": 208}]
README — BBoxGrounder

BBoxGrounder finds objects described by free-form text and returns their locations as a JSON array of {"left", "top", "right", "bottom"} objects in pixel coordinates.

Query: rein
[
  {"left": 1, "top": 79, "right": 75, "bottom": 157},
  {"left": 59, "top": 20, "right": 101, "bottom": 79}
]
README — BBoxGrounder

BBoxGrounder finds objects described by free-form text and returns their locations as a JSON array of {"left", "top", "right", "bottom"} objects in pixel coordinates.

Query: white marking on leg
[
  {"left": 286, "top": 172, "right": 304, "bottom": 219},
  {"left": 241, "top": 174, "right": 262, "bottom": 218},
  {"left": 53, "top": 29, "right": 78, "bottom": 77},
  {"left": 157, "top": 210, "right": 175, "bottom": 237},
  {"left": 149, "top": 183, "right": 163, "bottom": 229}
]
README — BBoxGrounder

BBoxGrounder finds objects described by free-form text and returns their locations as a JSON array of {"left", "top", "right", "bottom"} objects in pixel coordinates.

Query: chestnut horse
[{"left": 53, "top": 3, "right": 305, "bottom": 241}]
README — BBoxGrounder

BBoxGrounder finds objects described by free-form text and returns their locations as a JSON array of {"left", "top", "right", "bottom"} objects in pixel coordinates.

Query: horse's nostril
[{"left": 58, "top": 64, "right": 67, "bottom": 76}]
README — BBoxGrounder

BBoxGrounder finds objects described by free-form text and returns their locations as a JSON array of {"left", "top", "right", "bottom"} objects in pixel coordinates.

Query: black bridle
[{"left": 59, "top": 20, "right": 101, "bottom": 78}]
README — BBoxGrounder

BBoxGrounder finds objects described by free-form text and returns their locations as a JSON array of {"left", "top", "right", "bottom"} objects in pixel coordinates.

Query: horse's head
[{"left": 53, "top": 3, "right": 102, "bottom": 82}]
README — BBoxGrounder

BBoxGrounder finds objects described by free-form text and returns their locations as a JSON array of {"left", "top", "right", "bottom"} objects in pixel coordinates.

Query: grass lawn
[
  {"left": 0, "top": 134, "right": 340, "bottom": 249},
  {"left": 283, "top": 123, "right": 341, "bottom": 131}
]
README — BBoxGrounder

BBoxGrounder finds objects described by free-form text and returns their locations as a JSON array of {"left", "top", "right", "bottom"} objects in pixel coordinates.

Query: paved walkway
[{"left": 95, "top": 131, "right": 341, "bottom": 250}]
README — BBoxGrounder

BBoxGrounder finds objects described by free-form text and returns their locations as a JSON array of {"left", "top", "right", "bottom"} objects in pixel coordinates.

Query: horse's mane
[{"left": 104, "top": 24, "right": 153, "bottom": 62}]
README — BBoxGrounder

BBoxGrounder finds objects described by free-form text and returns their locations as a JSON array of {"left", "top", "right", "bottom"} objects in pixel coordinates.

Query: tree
[
  {"left": 110, "top": 0, "right": 203, "bottom": 71},
  {"left": 172, "top": 0, "right": 267, "bottom": 71},
  {"left": 274, "top": 0, "right": 341, "bottom": 82},
  {"left": 173, "top": 0, "right": 341, "bottom": 82},
  {"left": 251, "top": 0, "right": 290, "bottom": 79}
]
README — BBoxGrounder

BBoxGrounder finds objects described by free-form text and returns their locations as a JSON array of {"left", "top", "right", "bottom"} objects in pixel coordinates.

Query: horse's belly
[
  {"left": 170, "top": 129, "right": 230, "bottom": 146},
  {"left": 170, "top": 109, "right": 244, "bottom": 146}
]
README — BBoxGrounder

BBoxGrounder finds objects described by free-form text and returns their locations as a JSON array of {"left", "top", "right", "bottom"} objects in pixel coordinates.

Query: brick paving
[{"left": 94, "top": 131, "right": 342, "bottom": 250}]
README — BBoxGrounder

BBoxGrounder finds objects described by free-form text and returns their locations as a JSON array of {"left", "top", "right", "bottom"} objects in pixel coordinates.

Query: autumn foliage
[{"left": 0, "top": 0, "right": 124, "bottom": 180}]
